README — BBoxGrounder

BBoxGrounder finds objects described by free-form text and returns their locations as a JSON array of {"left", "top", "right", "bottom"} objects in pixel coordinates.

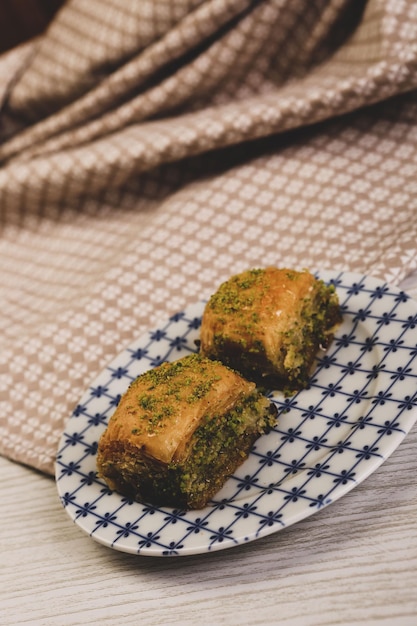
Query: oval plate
[{"left": 56, "top": 271, "right": 417, "bottom": 556}]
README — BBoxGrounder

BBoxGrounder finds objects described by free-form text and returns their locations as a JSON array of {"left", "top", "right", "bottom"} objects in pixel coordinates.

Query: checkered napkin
[{"left": 1, "top": 0, "right": 417, "bottom": 475}]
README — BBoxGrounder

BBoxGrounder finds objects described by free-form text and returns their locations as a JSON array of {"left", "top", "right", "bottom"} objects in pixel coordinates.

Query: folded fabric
[{"left": 0, "top": 0, "right": 416, "bottom": 475}]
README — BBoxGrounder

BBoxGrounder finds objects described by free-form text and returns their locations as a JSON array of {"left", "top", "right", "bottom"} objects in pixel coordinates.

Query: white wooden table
[{"left": 2, "top": 275, "right": 417, "bottom": 626}]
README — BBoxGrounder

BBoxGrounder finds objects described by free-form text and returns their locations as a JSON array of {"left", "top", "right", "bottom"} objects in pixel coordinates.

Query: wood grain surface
[{"left": 1, "top": 278, "right": 417, "bottom": 626}]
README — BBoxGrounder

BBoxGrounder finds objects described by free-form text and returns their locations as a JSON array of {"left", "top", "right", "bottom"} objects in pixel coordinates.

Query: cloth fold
[{"left": 0, "top": 0, "right": 417, "bottom": 475}]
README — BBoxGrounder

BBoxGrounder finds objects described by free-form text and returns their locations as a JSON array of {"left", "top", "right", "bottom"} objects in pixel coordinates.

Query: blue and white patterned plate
[{"left": 56, "top": 271, "right": 417, "bottom": 556}]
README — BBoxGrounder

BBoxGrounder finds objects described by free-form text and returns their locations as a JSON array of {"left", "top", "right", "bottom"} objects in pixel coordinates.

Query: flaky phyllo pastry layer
[
  {"left": 97, "top": 354, "right": 277, "bottom": 509},
  {"left": 200, "top": 268, "right": 342, "bottom": 391}
]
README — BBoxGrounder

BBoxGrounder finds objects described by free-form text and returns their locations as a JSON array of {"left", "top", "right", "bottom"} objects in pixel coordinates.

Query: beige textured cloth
[{"left": 1, "top": 0, "right": 417, "bottom": 475}]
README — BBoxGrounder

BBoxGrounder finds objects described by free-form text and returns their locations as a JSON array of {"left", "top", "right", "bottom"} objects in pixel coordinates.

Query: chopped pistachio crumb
[{"left": 128, "top": 354, "right": 227, "bottom": 434}]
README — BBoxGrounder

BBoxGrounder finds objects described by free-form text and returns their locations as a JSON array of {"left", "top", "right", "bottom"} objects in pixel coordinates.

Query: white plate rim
[{"left": 55, "top": 270, "right": 417, "bottom": 556}]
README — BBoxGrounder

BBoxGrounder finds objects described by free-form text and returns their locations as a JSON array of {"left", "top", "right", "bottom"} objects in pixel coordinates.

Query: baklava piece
[
  {"left": 97, "top": 353, "right": 277, "bottom": 510},
  {"left": 200, "top": 267, "right": 341, "bottom": 391}
]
